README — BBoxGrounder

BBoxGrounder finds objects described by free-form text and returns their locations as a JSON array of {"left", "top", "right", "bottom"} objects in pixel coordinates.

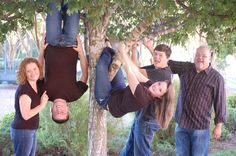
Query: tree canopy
[{"left": 1, "top": 0, "right": 236, "bottom": 57}]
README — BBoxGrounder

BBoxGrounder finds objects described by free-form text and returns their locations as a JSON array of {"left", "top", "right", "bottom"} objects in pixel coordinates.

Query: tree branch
[
  {"left": 108, "top": 18, "right": 153, "bottom": 81},
  {"left": 148, "top": 24, "right": 183, "bottom": 39},
  {"left": 126, "top": 19, "right": 153, "bottom": 42},
  {"left": 102, "top": 3, "right": 119, "bottom": 32},
  {"left": 175, "top": 0, "right": 234, "bottom": 20}
]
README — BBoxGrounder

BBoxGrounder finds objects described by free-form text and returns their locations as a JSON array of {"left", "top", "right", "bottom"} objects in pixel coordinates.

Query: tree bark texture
[
  {"left": 86, "top": 20, "right": 154, "bottom": 156},
  {"left": 108, "top": 19, "right": 153, "bottom": 81},
  {"left": 86, "top": 5, "right": 117, "bottom": 156},
  {"left": 87, "top": 26, "right": 108, "bottom": 156}
]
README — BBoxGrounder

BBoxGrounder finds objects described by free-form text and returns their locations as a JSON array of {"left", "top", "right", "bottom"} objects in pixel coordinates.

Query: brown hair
[
  {"left": 154, "top": 44, "right": 172, "bottom": 58},
  {"left": 17, "top": 58, "right": 43, "bottom": 85},
  {"left": 52, "top": 115, "right": 69, "bottom": 124},
  {"left": 155, "top": 81, "right": 175, "bottom": 129}
]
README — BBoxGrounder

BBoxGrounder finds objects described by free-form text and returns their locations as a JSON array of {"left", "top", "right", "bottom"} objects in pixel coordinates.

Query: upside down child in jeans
[{"left": 95, "top": 43, "right": 175, "bottom": 126}]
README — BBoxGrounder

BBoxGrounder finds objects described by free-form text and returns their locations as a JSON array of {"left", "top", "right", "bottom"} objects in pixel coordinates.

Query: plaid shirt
[{"left": 169, "top": 60, "right": 226, "bottom": 129}]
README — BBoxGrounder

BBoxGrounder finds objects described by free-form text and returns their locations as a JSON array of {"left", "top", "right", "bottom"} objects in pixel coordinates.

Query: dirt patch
[
  {"left": 0, "top": 84, "right": 16, "bottom": 118},
  {"left": 209, "top": 132, "right": 236, "bottom": 154}
]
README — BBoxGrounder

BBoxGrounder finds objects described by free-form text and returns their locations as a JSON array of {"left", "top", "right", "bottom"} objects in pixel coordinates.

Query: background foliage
[{"left": 0, "top": 0, "right": 236, "bottom": 57}]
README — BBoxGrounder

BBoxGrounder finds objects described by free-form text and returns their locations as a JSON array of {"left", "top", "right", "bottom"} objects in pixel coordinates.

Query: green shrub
[
  {"left": 152, "top": 140, "right": 175, "bottom": 156},
  {"left": 154, "top": 119, "right": 175, "bottom": 145},
  {"left": 209, "top": 149, "right": 236, "bottom": 156},
  {"left": 210, "top": 122, "right": 230, "bottom": 143},
  {"left": 227, "top": 94, "right": 236, "bottom": 108},
  {"left": 0, "top": 112, "right": 14, "bottom": 155},
  {"left": 219, "top": 125, "right": 231, "bottom": 141},
  {"left": 107, "top": 113, "right": 133, "bottom": 153},
  {"left": 225, "top": 107, "right": 236, "bottom": 132},
  {"left": 151, "top": 120, "right": 175, "bottom": 156},
  {"left": 37, "top": 94, "right": 89, "bottom": 156}
]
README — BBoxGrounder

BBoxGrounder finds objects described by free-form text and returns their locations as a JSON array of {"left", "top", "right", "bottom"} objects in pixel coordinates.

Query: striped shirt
[{"left": 168, "top": 60, "right": 226, "bottom": 129}]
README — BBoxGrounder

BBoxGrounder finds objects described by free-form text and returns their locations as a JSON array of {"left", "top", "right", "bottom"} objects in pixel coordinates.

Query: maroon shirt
[
  {"left": 44, "top": 45, "right": 88, "bottom": 102},
  {"left": 108, "top": 80, "right": 155, "bottom": 117}
]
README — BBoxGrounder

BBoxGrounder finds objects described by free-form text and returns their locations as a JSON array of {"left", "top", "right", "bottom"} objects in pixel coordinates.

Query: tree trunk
[
  {"left": 85, "top": 5, "right": 118, "bottom": 155},
  {"left": 86, "top": 18, "right": 153, "bottom": 156},
  {"left": 87, "top": 27, "right": 108, "bottom": 156}
]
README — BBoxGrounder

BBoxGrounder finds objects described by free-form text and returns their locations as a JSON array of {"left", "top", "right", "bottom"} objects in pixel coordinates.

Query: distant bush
[
  {"left": 37, "top": 94, "right": 89, "bottom": 156},
  {"left": 154, "top": 119, "right": 175, "bottom": 144},
  {"left": 152, "top": 140, "right": 175, "bottom": 156},
  {"left": 107, "top": 113, "right": 133, "bottom": 154},
  {"left": 209, "top": 149, "right": 236, "bottom": 156},
  {"left": 0, "top": 113, "right": 14, "bottom": 155},
  {"left": 227, "top": 94, "right": 236, "bottom": 108},
  {"left": 225, "top": 107, "right": 236, "bottom": 132},
  {"left": 210, "top": 120, "right": 231, "bottom": 142},
  {"left": 219, "top": 125, "right": 231, "bottom": 141}
]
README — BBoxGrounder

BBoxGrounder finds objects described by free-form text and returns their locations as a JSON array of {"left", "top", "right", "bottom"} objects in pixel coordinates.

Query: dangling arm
[
  {"left": 73, "top": 35, "right": 88, "bottom": 83},
  {"left": 130, "top": 42, "right": 148, "bottom": 77},
  {"left": 119, "top": 43, "right": 149, "bottom": 94},
  {"left": 119, "top": 43, "right": 139, "bottom": 95},
  {"left": 119, "top": 43, "right": 149, "bottom": 83},
  {"left": 38, "top": 34, "right": 48, "bottom": 77}
]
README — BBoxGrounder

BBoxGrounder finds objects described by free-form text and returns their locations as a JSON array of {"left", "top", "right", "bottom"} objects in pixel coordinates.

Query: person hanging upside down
[
  {"left": 95, "top": 43, "right": 175, "bottom": 129},
  {"left": 38, "top": 1, "right": 88, "bottom": 124}
]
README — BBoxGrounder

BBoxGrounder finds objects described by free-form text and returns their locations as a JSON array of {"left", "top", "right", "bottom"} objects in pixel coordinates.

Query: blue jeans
[
  {"left": 175, "top": 124, "right": 210, "bottom": 156},
  {"left": 119, "top": 115, "right": 160, "bottom": 156},
  {"left": 95, "top": 47, "right": 126, "bottom": 109},
  {"left": 46, "top": 2, "right": 80, "bottom": 47},
  {"left": 10, "top": 127, "right": 37, "bottom": 156}
]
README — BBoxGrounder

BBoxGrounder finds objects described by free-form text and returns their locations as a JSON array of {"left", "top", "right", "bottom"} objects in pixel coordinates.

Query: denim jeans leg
[
  {"left": 63, "top": 11, "right": 80, "bottom": 46},
  {"left": 95, "top": 49, "right": 113, "bottom": 108},
  {"left": 133, "top": 119, "right": 157, "bottom": 156},
  {"left": 46, "top": 2, "right": 62, "bottom": 46},
  {"left": 30, "top": 132, "right": 37, "bottom": 156},
  {"left": 191, "top": 129, "right": 210, "bottom": 156},
  {"left": 111, "top": 68, "right": 126, "bottom": 92},
  {"left": 10, "top": 127, "right": 37, "bottom": 156},
  {"left": 119, "top": 122, "right": 135, "bottom": 156},
  {"left": 175, "top": 125, "right": 191, "bottom": 156},
  {"left": 120, "top": 118, "right": 158, "bottom": 156}
]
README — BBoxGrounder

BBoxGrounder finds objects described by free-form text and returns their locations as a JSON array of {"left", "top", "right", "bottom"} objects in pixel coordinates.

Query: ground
[
  {"left": 0, "top": 84, "right": 16, "bottom": 118},
  {"left": 209, "top": 132, "right": 236, "bottom": 154}
]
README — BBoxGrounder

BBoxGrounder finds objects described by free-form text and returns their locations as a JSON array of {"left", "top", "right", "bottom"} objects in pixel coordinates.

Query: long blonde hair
[
  {"left": 17, "top": 57, "right": 43, "bottom": 85},
  {"left": 155, "top": 82, "right": 175, "bottom": 129}
]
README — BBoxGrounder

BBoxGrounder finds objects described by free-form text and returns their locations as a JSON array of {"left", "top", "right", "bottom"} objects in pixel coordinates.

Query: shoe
[{"left": 108, "top": 52, "right": 122, "bottom": 81}]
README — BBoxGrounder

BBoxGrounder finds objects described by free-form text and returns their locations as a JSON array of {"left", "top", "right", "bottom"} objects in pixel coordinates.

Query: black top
[
  {"left": 11, "top": 80, "right": 43, "bottom": 129},
  {"left": 108, "top": 80, "right": 155, "bottom": 118},
  {"left": 137, "top": 65, "right": 172, "bottom": 122},
  {"left": 44, "top": 45, "right": 88, "bottom": 102}
]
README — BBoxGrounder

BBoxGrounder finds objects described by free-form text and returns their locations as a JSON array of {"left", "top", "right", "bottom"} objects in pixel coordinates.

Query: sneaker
[{"left": 108, "top": 52, "right": 122, "bottom": 81}]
